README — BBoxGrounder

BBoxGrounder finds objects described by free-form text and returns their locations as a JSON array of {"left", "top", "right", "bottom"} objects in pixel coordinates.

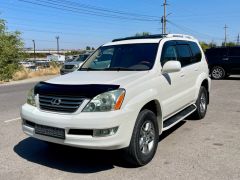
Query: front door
[{"left": 159, "top": 40, "right": 188, "bottom": 119}]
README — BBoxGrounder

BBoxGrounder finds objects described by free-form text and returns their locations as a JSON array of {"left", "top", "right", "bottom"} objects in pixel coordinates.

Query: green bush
[{"left": 0, "top": 19, "right": 24, "bottom": 81}]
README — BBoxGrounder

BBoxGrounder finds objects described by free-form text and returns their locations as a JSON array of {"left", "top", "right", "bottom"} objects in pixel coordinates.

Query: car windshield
[
  {"left": 79, "top": 43, "right": 159, "bottom": 71},
  {"left": 75, "top": 55, "right": 88, "bottom": 62}
]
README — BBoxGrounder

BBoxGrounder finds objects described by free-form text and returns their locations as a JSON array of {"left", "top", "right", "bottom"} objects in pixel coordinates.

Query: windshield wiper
[{"left": 79, "top": 67, "right": 100, "bottom": 71}]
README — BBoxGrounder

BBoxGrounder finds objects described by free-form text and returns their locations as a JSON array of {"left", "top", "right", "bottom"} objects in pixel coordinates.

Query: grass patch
[{"left": 13, "top": 65, "right": 60, "bottom": 81}]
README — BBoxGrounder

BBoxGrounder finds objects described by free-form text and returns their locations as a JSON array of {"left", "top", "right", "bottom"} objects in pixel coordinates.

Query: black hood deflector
[{"left": 34, "top": 82, "right": 120, "bottom": 98}]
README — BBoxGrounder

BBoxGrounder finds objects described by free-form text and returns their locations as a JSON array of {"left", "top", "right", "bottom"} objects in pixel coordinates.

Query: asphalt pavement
[{"left": 0, "top": 76, "right": 240, "bottom": 180}]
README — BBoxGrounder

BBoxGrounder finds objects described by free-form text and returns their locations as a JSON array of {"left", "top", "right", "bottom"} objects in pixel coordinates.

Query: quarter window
[{"left": 190, "top": 42, "right": 202, "bottom": 63}]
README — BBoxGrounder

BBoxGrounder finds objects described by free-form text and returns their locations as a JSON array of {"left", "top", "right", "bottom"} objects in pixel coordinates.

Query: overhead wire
[{"left": 18, "top": 0, "right": 160, "bottom": 22}]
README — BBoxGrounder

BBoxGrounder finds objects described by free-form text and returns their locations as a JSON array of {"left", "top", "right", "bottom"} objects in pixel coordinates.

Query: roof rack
[
  {"left": 166, "top": 34, "right": 195, "bottom": 40},
  {"left": 112, "top": 34, "right": 195, "bottom": 42},
  {"left": 112, "top": 34, "right": 167, "bottom": 42}
]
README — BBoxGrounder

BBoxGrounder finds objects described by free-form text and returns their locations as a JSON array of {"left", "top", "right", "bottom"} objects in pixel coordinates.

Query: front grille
[
  {"left": 39, "top": 95, "right": 85, "bottom": 113},
  {"left": 64, "top": 65, "right": 74, "bottom": 69}
]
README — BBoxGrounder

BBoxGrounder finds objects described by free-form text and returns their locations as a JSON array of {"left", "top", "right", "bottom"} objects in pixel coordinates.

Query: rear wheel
[
  {"left": 211, "top": 66, "right": 226, "bottom": 79},
  {"left": 191, "top": 86, "right": 208, "bottom": 120},
  {"left": 123, "top": 109, "right": 159, "bottom": 166}
]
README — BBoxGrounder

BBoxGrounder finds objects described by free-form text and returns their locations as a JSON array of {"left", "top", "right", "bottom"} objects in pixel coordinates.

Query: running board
[{"left": 163, "top": 104, "right": 196, "bottom": 131}]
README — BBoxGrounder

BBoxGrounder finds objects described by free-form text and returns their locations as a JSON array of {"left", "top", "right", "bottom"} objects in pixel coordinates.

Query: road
[{"left": 0, "top": 76, "right": 240, "bottom": 180}]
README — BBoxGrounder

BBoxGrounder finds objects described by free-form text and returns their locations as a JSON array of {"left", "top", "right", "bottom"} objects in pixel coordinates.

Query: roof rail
[
  {"left": 112, "top": 34, "right": 168, "bottom": 42},
  {"left": 112, "top": 33, "right": 195, "bottom": 42},
  {"left": 166, "top": 34, "right": 195, "bottom": 40}
]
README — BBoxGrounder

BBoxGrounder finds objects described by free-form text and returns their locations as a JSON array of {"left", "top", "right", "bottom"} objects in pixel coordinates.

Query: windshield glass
[
  {"left": 75, "top": 55, "right": 89, "bottom": 62},
  {"left": 79, "top": 43, "right": 158, "bottom": 71}
]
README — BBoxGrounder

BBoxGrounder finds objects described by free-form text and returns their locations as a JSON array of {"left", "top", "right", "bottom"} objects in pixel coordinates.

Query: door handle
[{"left": 180, "top": 73, "right": 185, "bottom": 77}]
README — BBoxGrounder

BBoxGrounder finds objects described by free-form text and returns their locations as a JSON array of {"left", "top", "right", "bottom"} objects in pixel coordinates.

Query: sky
[{"left": 0, "top": 0, "right": 240, "bottom": 50}]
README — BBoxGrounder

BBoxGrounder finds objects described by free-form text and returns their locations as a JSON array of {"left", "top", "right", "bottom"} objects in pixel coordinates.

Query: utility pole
[
  {"left": 224, "top": 24, "right": 228, "bottom": 47},
  {"left": 32, "top": 40, "right": 36, "bottom": 60},
  {"left": 161, "top": 16, "right": 164, "bottom": 34},
  {"left": 237, "top": 33, "right": 240, "bottom": 46},
  {"left": 162, "top": 0, "right": 168, "bottom": 34},
  {"left": 56, "top": 36, "right": 59, "bottom": 54}
]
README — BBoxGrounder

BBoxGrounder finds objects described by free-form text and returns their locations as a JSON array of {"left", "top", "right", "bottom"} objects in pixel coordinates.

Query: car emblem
[{"left": 51, "top": 98, "right": 61, "bottom": 106}]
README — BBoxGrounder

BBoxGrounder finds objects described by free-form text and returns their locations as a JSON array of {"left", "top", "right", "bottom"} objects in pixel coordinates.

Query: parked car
[
  {"left": 21, "top": 34, "right": 210, "bottom": 166},
  {"left": 206, "top": 46, "right": 240, "bottom": 79},
  {"left": 60, "top": 53, "right": 90, "bottom": 75},
  {"left": 19, "top": 61, "right": 37, "bottom": 70}
]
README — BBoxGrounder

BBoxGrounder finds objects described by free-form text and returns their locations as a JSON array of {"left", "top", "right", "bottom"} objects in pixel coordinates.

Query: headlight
[
  {"left": 73, "top": 64, "right": 79, "bottom": 70},
  {"left": 83, "top": 89, "right": 125, "bottom": 112},
  {"left": 27, "top": 88, "right": 36, "bottom": 107}
]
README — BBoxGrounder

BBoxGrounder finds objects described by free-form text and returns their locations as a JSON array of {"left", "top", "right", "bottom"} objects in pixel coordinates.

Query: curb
[{"left": 0, "top": 75, "right": 59, "bottom": 86}]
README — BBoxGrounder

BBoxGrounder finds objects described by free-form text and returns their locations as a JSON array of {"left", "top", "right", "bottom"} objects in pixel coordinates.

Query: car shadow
[
  {"left": 14, "top": 121, "right": 186, "bottom": 173},
  {"left": 159, "top": 121, "right": 186, "bottom": 142},
  {"left": 224, "top": 76, "right": 240, "bottom": 80}
]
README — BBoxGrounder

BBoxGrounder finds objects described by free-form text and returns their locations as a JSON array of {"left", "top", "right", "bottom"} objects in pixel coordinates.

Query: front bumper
[{"left": 20, "top": 104, "right": 137, "bottom": 150}]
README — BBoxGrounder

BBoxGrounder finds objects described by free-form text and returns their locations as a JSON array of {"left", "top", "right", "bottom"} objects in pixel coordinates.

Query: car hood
[{"left": 46, "top": 70, "right": 151, "bottom": 87}]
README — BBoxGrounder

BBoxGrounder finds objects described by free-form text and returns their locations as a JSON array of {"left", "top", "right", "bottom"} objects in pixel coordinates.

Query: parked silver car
[{"left": 60, "top": 54, "right": 90, "bottom": 75}]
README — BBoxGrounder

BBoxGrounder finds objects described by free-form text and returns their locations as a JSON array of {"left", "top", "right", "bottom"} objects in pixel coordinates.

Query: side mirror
[{"left": 162, "top": 61, "right": 181, "bottom": 74}]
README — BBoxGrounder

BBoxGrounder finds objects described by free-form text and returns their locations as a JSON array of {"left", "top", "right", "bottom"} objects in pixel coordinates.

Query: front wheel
[{"left": 123, "top": 109, "right": 159, "bottom": 166}]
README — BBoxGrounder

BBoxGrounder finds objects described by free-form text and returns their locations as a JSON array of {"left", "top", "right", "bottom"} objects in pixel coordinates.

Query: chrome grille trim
[{"left": 39, "top": 95, "right": 85, "bottom": 113}]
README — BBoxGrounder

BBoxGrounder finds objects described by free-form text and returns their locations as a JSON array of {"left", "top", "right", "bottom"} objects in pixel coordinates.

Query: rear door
[
  {"left": 227, "top": 47, "right": 240, "bottom": 74},
  {"left": 176, "top": 41, "right": 198, "bottom": 105}
]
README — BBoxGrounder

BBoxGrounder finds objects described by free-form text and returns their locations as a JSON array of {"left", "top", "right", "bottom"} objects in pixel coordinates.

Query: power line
[
  {"left": 167, "top": 20, "right": 223, "bottom": 40},
  {"left": 49, "top": 0, "right": 160, "bottom": 19},
  {"left": 18, "top": 0, "right": 160, "bottom": 22},
  {"left": 1, "top": 4, "right": 159, "bottom": 26}
]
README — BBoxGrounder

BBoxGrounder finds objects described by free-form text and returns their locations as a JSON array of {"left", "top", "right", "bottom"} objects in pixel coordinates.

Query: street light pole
[
  {"left": 32, "top": 40, "right": 36, "bottom": 60},
  {"left": 56, "top": 36, "right": 59, "bottom": 54}
]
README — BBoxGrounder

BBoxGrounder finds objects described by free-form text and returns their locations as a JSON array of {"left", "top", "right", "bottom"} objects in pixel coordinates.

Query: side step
[{"left": 163, "top": 104, "right": 196, "bottom": 131}]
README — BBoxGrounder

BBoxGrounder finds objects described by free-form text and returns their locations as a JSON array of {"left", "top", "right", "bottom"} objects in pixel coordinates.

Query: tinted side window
[
  {"left": 161, "top": 41, "right": 177, "bottom": 66},
  {"left": 177, "top": 44, "right": 192, "bottom": 67},
  {"left": 189, "top": 42, "right": 202, "bottom": 63},
  {"left": 206, "top": 48, "right": 228, "bottom": 58},
  {"left": 228, "top": 48, "right": 240, "bottom": 57}
]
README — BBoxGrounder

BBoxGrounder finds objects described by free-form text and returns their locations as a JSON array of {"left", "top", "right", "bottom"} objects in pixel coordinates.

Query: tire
[
  {"left": 191, "top": 86, "right": 208, "bottom": 120},
  {"left": 211, "top": 66, "right": 226, "bottom": 79},
  {"left": 123, "top": 109, "right": 159, "bottom": 166}
]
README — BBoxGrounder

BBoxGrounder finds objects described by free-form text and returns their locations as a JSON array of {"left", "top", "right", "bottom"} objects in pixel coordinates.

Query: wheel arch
[
  {"left": 194, "top": 72, "right": 211, "bottom": 103},
  {"left": 140, "top": 100, "right": 163, "bottom": 134},
  {"left": 200, "top": 79, "right": 210, "bottom": 104}
]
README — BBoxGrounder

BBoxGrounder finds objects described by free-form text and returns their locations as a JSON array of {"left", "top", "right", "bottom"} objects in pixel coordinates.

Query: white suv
[{"left": 21, "top": 34, "right": 211, "bottom": 166}]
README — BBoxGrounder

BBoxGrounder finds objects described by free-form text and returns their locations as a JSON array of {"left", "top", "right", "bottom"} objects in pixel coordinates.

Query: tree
[
  {"left": 91, "top": 47, "right": 95, "bottom": 50},
  {"left": 199, "top": 41, "right": 210, "bottom": 52},
  {"left": 135, "top": 32, "right": 151, "bottom": 37},
  {"left": 221, "top": 42, "right": 236, "bottom": 47},
  {"left": 0, "top": 19, "right": 24, "bottom": 81},
  {"left": 86, "top": 46, "right": 91, "bottom": 50}
]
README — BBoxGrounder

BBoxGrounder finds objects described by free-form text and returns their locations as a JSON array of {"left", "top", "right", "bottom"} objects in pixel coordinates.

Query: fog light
[{"left": 93, "top": 127, "right": 118, "bottom": 137}]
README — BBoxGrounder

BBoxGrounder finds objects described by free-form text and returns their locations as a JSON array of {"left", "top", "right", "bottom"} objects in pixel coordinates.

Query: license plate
[{"left": 35, "top": 124, "right": 65, "bottom": 139}]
